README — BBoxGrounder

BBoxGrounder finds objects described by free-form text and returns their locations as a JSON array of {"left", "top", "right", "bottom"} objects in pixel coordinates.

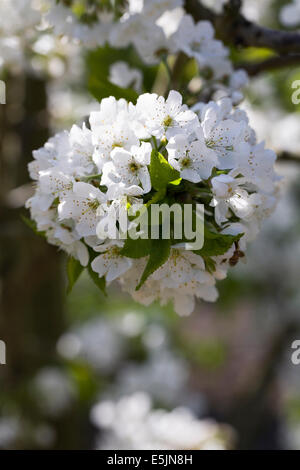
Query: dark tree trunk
[{"left": 0, "top": 74, "right": 73, "bottom": 448}]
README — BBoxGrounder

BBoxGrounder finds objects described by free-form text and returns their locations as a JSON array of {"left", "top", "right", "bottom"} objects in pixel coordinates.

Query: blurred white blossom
[
  {"left": 33, "top": 367, "right": 76, "bottom": 417},
  {"left": 91, "top": 392, "right": 232, "bottom": 450}
]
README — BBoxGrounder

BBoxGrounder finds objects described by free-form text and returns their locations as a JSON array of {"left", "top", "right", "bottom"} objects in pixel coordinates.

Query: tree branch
[
  {"left": 236, "top": 54, "right": 300, "bottom": 76},
  {"left": 184, "top": 0, "right": 215, "bottom": 22},
  {"left": 277, "top": 151, "right": 300, "bottom": 164},
  {"left": 185, "top": 0, "right": 300, "bottom": 54}
]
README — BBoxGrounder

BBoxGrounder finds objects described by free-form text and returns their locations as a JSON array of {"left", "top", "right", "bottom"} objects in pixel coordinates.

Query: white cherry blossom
[
  {"left": 28, "top": 131, "right": 70, "bottom": 180},
  {"left": 167, "top": 134, "right": 218, "bottom": 182},
  {"left": 58, "top": 182, "right": 106, "bottom": 237},
  {"left": 38, "top": 169, "right": 74, "bottom": 208},
  {"left": 91, "top": 241, "right": 132, "bottom": 283},
  {"left": 136, "top": 91, "right": 198, "bottom": 139},
  {"left": 198, "top": 99, "right": 253, "bottom": 170},
  {"left": 102, "top": 142, "right": 151, "bottom": 193},
  {"left": 67, "top": 124, "right": 96, "bottom": 176},
  {"left": 173, "top": 15, "right": 231, "bottom": 79}
]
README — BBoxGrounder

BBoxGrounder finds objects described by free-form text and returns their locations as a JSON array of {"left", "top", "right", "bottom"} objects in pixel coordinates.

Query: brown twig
[
  {"left": 277, "top": 151, "right": 300, "bottom": 164},
  {"left": 236, "top": 54, "right": 300, "bottom": 76}
]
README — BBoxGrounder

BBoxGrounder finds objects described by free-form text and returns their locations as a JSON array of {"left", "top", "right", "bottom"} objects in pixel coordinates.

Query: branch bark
[
  {"left": 236, "top": 54, "right": 300, "bottom": 76},
  {"left": 277, "top": 151, "right": 300, "bottom": 164},
  {"left": 185, "top": 0, "right": 300, "bottom": 54}
]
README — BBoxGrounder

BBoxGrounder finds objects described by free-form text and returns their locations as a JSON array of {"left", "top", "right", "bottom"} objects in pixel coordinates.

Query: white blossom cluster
[
  {"left": 57, "top": 313, "right": 194, "bottom": 408},
  {"left": 0, "top": 0, "right": 41, "bottom": 70},
  {"left": 0, "top": 0, "right": 84, "bottom": 79},
  {"left": 42, "top": 0, "right": 248, "bottom": 101},
  {"left": 91, "top": 392, "right": 232, "bottom": 450},
  {"left": 43, "top": 0, "right": 184, "bottom": 55},
  {"left": 0, "top": 0, "right": 248, "bottom": 102},
  {"left": 43, "top": 0, "right": 114, "bottom": 48},
  {"left": 26, "top": 91, "right": 279, "bottom": 316}
]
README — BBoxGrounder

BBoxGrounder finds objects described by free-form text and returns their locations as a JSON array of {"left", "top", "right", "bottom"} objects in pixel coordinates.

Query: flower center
[
  {"left": 112, "top": 142, "right": 123, "bottom": 149},
  {"left": 206, "top": 139, "right": 234, "bottom": 152},
  {"left": 163, "top": 115, "right": 173, "bottom": 128},
  {"left": 88, "top": 199, "right": 100, "bottom": 211},
  {"left": 171, "top": 249, "right": 181, "bottom": 266},
  {"left": 129, "top": 161, "right": 140, "bottom": 173},
  {"left": 191, "top": 41, "right": 202, "bottom": 50},
  {"left": 181, "top": 157, "right": 191, "bottom": 168},
  {"left": 109, "top": 246, "right": 121, "bottom": 257}
]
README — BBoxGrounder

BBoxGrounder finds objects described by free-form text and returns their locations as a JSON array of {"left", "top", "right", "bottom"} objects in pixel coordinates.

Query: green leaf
[
  {"left": 145, "top": 188, "right": 166, "bottom": 207},
  {"left": 194, "top": 227, "right": 243, "bottom": 257},
  {"left": 136, "top": 238, "right": 171, "bottom": 290},
  {"left": 120, "top": 237, "right": 151, "bottom": 259},
  {"left": 86, "top": 44, "right": 158, "bottom": 94},
  {"left": 168, "top": 177, "right": 182, "bottom": 187},
  {"left": 150, "top": 150, "right": 180, "bottom": 192},
  {"left": 202, "top": 256, "right": 216, "bottom": 274},
  {"left": 87, "top": 264, "right": 107, "bottom": 296},
  {"left": 89, "top": 76, "right": 138, "bottom": 103},
  {"left": 67, "top": 257, "right": 84, "bottom": 294}
]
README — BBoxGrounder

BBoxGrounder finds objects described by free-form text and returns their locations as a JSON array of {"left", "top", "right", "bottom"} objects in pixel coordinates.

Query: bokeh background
[{"left": 1, "top": 0, "right": 300, "bottom": 450}]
